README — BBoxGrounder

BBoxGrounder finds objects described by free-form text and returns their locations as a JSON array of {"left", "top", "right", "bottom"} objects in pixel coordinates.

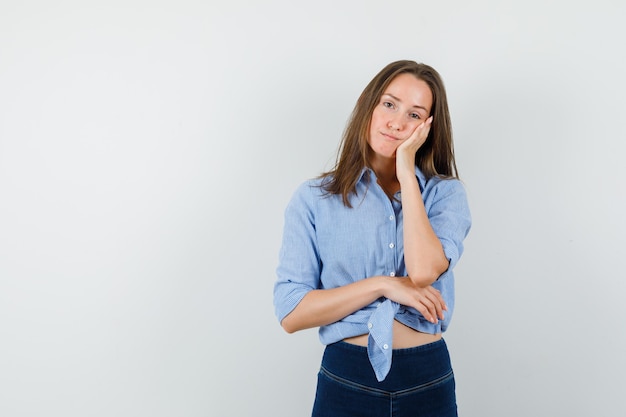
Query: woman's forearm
[
  {"left": 280, "top": 277, "right": 385, "bottom": 333},
  {"left": 399, "top": 175, "right": 449, "bottom": 287}
]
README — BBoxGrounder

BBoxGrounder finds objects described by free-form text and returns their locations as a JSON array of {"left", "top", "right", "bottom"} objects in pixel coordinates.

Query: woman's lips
[{"left": 382, "top": 132, "right": 401, "bottom": 141}]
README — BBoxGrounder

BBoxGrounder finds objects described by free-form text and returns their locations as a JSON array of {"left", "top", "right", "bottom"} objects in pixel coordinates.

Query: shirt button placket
[{"left": 388, "top": 212, "right": 397, "bottom": 278}]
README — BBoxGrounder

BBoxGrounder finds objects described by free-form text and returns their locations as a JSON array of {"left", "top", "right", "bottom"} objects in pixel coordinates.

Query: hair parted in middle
[{"left": 319, "top": 60, "right": 459, "bottom": 207}]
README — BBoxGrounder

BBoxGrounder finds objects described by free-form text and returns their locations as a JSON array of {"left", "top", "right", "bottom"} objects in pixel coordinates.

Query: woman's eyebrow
[{"left": 383, "top": 93, "right": 428, "bottom": 112}]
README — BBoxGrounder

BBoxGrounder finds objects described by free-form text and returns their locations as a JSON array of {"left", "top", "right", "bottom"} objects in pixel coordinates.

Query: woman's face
[{"left": 368, "top": 73, "right": 433, "bottom": 161}]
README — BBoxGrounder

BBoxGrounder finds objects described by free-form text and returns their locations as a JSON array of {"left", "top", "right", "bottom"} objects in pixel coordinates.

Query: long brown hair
[{"left": 320, "top": 60, "right": 458, "bottom": 207}]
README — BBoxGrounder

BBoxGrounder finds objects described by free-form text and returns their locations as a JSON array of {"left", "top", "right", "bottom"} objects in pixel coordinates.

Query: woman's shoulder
[
  {"left": 286, "top": 176, "right": 329, "bottom": 207},
  {"left": 423, "top": 175, "right": 467, "bottom": 201},
  {"left": 415, "top": 166, "right": 462, "bottom": 191},
  {"left": 427, "top": 175, "right": 463, "bottom": 187},
  {"left": 294, "top": 175, "right": 328, "bottom": 195}
]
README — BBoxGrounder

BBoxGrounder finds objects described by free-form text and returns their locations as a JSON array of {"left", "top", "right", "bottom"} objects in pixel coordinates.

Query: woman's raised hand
[{"left": 395, "top": 116, "right": 433, "bottom": 179}]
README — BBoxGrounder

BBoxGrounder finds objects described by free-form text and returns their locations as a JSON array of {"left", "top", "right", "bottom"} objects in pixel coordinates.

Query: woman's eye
[
  {"left": 410, "top": 113, "right": 421, "bottom": 119},
  {"left": 383, "top": 101, "right": 394, "bottom": 109}
]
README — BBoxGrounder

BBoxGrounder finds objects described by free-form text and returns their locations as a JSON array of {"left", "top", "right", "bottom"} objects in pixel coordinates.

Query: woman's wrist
[
  {"left": 375, "top": 275, "right": 395, "bottom": 299},
  {"left": 397, "top": 172, "right": 419, "bottom": 192}
]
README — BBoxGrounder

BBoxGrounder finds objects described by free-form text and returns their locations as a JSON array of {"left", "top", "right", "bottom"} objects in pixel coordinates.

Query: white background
[{"left": 1, "top": 1, "right": 625, "bottom": 416}]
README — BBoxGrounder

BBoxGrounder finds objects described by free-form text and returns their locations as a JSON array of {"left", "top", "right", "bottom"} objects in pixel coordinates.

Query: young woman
[{"left": 273, "top": 60, "right": 471, "bottom": 416}]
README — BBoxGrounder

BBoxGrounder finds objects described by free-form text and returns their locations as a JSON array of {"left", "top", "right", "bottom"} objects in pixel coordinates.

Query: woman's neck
[
  {"left": 370, "top": 157, "right": 400, "bottom": 197},
  {"left": 370, "top": 155, "right": 396, "bottom": 183}
]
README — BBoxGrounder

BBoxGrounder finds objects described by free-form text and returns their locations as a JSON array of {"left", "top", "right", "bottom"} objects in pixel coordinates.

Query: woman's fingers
[
  {"left": 383, "top": 276, "right": 446, "bottom": 324},
  {"left": 395, "top": 116, "right": 433, "bottom": 178},
  {"left": 416, "top": 297, "right": 438, "bottom": 324},
  {"left": 417, "top": 286, "right": 445, "bottom": 323},
  {"left": 404, "top": 116, "right": 433, "bottom": 150}
]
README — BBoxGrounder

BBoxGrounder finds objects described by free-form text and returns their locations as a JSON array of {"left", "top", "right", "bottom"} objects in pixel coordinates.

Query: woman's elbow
[
  {"left": 280, "top": 314, "right": 300, "bottom": 334},
  {"left": 281, "top": 322, "right": 296, "bottom": 334},
  {"left": 408, "top": 261, "right": 449, "bottom": 287},
  {"left": 409, "top": 272, "right": 438, "bottom": 287}
]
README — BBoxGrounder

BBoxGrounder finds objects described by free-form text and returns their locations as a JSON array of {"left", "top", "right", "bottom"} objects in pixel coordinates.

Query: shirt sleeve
[
  {"left": 273, "top": 181, "right": 322, "bottom": 324},
  {"left": 428, "top": 179, "right": 472, "bottom": 272}
]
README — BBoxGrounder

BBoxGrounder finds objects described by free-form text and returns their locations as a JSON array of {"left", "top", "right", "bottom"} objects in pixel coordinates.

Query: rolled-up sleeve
[
  {"left": 427, "top": 180, "right": 472, "bottom": 272},
  {"left": 273, "top": 182, "right": 322, "bottom": 323}
]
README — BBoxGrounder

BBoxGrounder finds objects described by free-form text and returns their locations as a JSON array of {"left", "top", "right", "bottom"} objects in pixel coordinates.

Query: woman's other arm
[{"left": 281, "top": 275, "right": 445, "bottom": 333}]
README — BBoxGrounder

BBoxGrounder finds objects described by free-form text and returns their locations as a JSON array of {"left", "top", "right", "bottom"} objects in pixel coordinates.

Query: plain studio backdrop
[{"left": 1, "top": 1, "right": 625, "bottom": 416}]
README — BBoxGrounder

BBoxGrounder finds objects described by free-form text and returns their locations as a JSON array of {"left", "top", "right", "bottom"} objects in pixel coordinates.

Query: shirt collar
[{"left": 357, "top": 167, "right": 371, "bottom": 184}]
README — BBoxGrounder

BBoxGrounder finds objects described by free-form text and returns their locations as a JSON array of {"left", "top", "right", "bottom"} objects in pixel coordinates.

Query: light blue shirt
[{"left": 274, "top": 167, "right": 471, "bottom": 381}]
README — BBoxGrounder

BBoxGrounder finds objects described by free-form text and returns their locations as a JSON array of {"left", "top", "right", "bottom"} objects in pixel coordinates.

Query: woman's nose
[{"left": 388, "top": 116, "right": 403, "bottom": 131}]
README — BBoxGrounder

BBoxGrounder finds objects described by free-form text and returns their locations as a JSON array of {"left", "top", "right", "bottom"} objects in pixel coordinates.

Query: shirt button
[
  {"left": 368, "top": 322, "right": 373, "bottom": 329},
  {"left": 389, "top": 243, "right": 395, "bottom": 249},
  {"left": 389, "top": 215, "right": 394, "bottom": 221},
  {"left": 389, "top": 272, "right": 395, "bottom": 277},
  {"left": 383, "top": 344, "right": 389, "bottom": 350}
]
